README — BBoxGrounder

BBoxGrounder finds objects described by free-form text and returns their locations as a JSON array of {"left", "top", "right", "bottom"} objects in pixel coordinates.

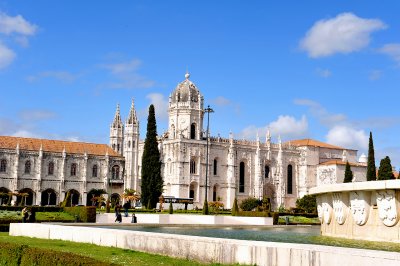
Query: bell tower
[
  {"left": 110, "top": 103, "right": 124, "bottom": 155},
  {"left": 168, "top": 73, "right": 204, "bottom": 140}
]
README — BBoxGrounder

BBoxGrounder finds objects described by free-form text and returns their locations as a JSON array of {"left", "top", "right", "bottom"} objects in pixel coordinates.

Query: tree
[
  {"left": 169, "top": 201, "right": 173, "bottom": 214},
  {"left": 367, "top": 132, "right": 376, "bottom": 181},
  {"left": 202, "top": 199, "right": 209, "bottom": 215},
  {"left": 231, "top": 197, "right": 239, "bottom": 216},
  {"left": 295, "top": 195, "right": 317, "bottom": 213},
  {"left": 141, "top": 104, "right": 163, "bottom": 209},
  {"left": 344, "top": 161, "right": 353, "bottom": 183},
  {"left": 377, "top": 156, "right": 395, "bottom": 180}
]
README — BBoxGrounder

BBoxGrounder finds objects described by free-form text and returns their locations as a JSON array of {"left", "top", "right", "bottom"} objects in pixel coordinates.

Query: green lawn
[
  {"left": 0, "top": 232, "right": 241, "bottom": 266},
  {"left": 0, "top": 210, "right": 75, "bottom": 221},
  {"left": 278, "top": 215, "right": 320, "bottom": 225}
]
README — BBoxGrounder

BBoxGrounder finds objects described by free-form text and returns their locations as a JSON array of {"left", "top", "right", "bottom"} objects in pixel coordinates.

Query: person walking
[
  {"left": 115, "top": 203, "right": 122, "bottom": 223},
  {"left": 123, "top": 202, "right": 130, "bottom": 217}
]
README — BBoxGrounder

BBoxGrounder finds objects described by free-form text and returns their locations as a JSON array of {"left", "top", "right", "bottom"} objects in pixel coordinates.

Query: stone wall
[
  {"left": 310, "top": 180, "right": 400, "bottom": 242},
  {"left": 9, "top": 223, "right": 400, "bottom": 266}
]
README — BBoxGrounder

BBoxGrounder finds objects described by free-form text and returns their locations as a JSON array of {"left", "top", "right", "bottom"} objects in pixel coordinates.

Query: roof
[
  {"left": 287, "top": 139, "right": 347, "bottom": 150},
  {"left": 319, "top": 160, "right": 365, "bottom": 167},
  {"left": 0, "top": 136, "right": 121, "bottom": 157}
]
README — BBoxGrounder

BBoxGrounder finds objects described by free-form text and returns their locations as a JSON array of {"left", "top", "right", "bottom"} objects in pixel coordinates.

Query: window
[
  {"left": 287, "top": 165, "right": 293, "bottom": 194},
  {"left": 239, "top": 162, "right": 245, "bottom": 193},
  {"left": 264, "top": 165, "right": 270, "bottom": 178},
  {"left": 190, "top": 123, "right": 196, "bottom": 139},
  {"left": 0, "top": 159, "right": 6, "bottom": 173},
  {"left": 213, "top": 159, "right": 218, "bottom": 175},
  {"left": 92, "top": 165, "right": 98, "bottom": 177},
  {"left": 128, "top": 141, "right": 131, "bottom": 148},
  {"left": 190, "top": 159, "right": 196, "bottom": 174},
  {"left": 48, "top": 162, "right": 54, "bottom": 175},
  {"left": 24, "top": 161, "right": 31, "bottom": 174},
  {"left": 112, "top": 165, "right": 120, "bottom": 179},
  {"left": 71, "top": 163, "right": 77, "bottom": 176},
  {"left": 112, "top": 144, "right": 115, "bottom": 150},
  {"left": 117, "top": 144, "right": 120, "bottom": 152}
]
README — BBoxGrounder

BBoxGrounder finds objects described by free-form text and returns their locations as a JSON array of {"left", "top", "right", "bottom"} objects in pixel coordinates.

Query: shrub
[
  {"left": 239, "top": 197, "right": 259, "bottom": 211},
  {"left": 295, "top": 194, "right": 317, "bottom": 213},
  {"left": 64, "top": 206, "right": 96, "bottom": 222},
  {"left": 0, "top": 242, "right": 114, "bottom": 265}
]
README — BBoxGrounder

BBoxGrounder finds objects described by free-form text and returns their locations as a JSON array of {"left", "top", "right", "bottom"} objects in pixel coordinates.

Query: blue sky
[{"left": 0, "top": 1, "right": 399, "bottom": 167}]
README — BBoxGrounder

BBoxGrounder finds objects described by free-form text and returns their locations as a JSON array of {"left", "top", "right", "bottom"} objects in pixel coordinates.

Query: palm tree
[{"left": 122, "top": 188, "right": 140, "bottom": 207}]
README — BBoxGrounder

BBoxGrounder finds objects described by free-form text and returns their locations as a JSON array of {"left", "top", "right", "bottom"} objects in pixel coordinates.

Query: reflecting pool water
[{"left": 98, "top": 225, "right": 321, "bottom": 244}]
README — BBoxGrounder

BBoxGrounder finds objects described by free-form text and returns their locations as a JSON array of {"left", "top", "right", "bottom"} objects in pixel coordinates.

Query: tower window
[
  {"left": 191, "top": 123, "right": 196, "bottom": 139},
  {"left": 287, "top": 164, "right": 293, "bottom": 194},
  {"left": 0, "top": 159, "right": 6, "bottom": 173},
  {"left": 71, "top": 163, "right": 77, "bottom": 176},
  {"left": 190, "top": 159, "right": 196, "bottom": 174},
  {"left": 239, "top": 162, "right": 245, "bottom": 193},
  {"left": 213, "top": 159, "right": 218, "bottom": 175},
  {"left": 128, "top": 141, "right": 131, "bottom": 148},
  {"left": 112, "top": 144, "right": 115, "bottom": 150},
  {"left": 265, "top": 165, "right": 270, "bottom": 178},
  {"left": 25, "top": 161, "right": 31, "bottom": 174},
  {"left": 117, "top": 144, "right": 120, "bottom": 152},
  {"left": 48, "top": 162, "right": 54, "bottom": 175},
  {"left": 92, "top": 165, "right": 98, "bottom": 177}
]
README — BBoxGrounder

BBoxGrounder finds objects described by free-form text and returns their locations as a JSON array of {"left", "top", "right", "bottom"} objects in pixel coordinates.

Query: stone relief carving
[
  {"left": 316, "top": 196, "right": 323, "bottom": 223},
  {"left": 318, "top": 167, "right": 336, "bottom": 185},
  {"left": 376, "top": 190, "right": 399, "bottom": 227},
  {"left": 333, "top": 192, "right": 349, "bottom": 225},
  {"left": 350, "top": 191, "right": 370, "bottom": 226},
  {"left": 321, "top": 195, "right": 333, "bottom": 225}
]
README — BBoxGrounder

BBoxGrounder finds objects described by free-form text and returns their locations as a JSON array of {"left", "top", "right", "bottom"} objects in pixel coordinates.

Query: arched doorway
[
  {"left": 86, "top": 189, "right": 106, "bottom": 206},
  {"left": 41, "top": 189, "right": 57, "bottom": 206},
  {"left": 0, "top": 187, "right": 10, "bottom": 205},
  {"left": 212, "top": 184, "right": 219, "bottom": 201},
  {"left": 65, "top": 189, "right": 80, "bottom": 206},
  {"left": 189, "top": 182, "right": 198, "bottom": 201},
  {"left": 17, "top": 188, "right": 35, "bottom": 206}
]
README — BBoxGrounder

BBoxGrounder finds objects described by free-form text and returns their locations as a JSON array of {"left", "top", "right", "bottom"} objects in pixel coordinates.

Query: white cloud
[
  {"left": 12, "top": 130, "right": 41, "bottom": 138},
  {"left": 294, "top": 99, "right": 346, "bottom": 127},
  {"left": 300, "top": 13, "right": 386, "bottom": 58},
  {"left": 212, "top": 96, "right": 231, "bottom": 106},
  {"left": 239, "top": 115, "right": 308, "bottom": 140},
  {"left": 368, "top": 70, "right": 382, "bottom": 80},
  {"left": 0, "top": 12, "right": 37, "bottom": 35},
  {"left": 19, "top": 110, "right": 56, "bottom": 121},
  {"left": 326, "top": 125, "right": 368, "bottom": 151},
  {"left": 146, "top": 93, "right": 169, "bottom": 121},
  {"left": 379, "top": 43, "right": 400, "bottom": 64},
  {"left": 0, "top": 42, "right": 16, "bottom": 69},
  {"left": 100, "top": 58, "right": 155, "bottom": 89},
  {"left": 26, "top": 71, "right": 79, "bottom": 83},
  {"left": 316, "top": 68, "right": 332, "bottom": 78}
]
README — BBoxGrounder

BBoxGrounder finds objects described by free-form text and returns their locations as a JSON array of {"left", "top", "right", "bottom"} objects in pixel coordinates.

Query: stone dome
[
  {"left": 358, "top": 153, "right": 367, "bottom": 164},
  {"left": 170, "top": 73, "right": 201, "bottom": 103}
]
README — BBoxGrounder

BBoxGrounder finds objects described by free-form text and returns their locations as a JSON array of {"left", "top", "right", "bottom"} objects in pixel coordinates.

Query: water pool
[{"left": 97, "top": 225, "right": 321, "bottom": 244}]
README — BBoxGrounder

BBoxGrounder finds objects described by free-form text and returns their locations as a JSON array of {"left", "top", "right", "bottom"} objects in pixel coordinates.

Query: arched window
[
  {"left": 287, "top": 164, "right": 293, "bottom": 194},
  {"left": 190, "top": 123, "right": 196, "bottom": 139},
  {"left": 112, "top": 144, "right": 115, "bottom": 150},
  {"left": 48, "top": 162, "right": 54, "bottom": 175},
  {"left": 24, "top": 161, "right": 31, "bottom": 174},
  {"left": 117, "top": 144, "right": 120, "bottom": 152},
  {"left": 264, "top": 165, "right": 270, "bottom": 178},
  {"left": 71, "top": 163, "right": 77, "bottom": 176},
  {"left": 239, "top": 162, "right": 245, "bottom": 193},
  {"left": 128, "top": 141, "right": 131, "bottom": 148},
  {"left": 213, "top": 159, "right": 218, "bottom": 175},
  {"left": 0, "top": 159, "right": 6, "bottom": 173},
  {"left": 112, "top": 165, "right": 120, "bottom": 179},
  {"left": 190, "top": 159, "right": 196, "bottom": 174},
  {"left": 92, "top": 165, "right": 98, "bottom": 177}
]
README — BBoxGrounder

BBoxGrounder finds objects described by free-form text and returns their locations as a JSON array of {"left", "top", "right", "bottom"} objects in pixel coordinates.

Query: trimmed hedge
[
  {"left": 278, "top": 212, "right": 318, "bottom": 218},
  {"left": 0, "top": 206, "right": 63, "bottom": 212},
  {"left": 0, "top": 242, "right": 115, "bottom": 265},
  {"left": 64, "top": 206, "right": 96, "bottom": 223},
  {"left": 235, "top": 211, "right": 279, "bottom": 224}
]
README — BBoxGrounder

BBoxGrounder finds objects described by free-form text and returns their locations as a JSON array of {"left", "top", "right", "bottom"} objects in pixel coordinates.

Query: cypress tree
[
  {"left": 377, "top": 156, "right": 395, "bottom": 180},
  {"left": 344, "top": 161, "right": 353, "bottom": 183},
  {"left": 231, "top": 197, "right": 239, "bottom": 216},
  {"left": 367, "top": 132, "right": 376, "bottom": 181},
  {"left": 169, "top": 201, "right": 173, "bottom": 214},
  {"left": 141, "top": 104, "right": 163, "bottom": 209},
  {"left": 202, "top": 199, "right": 209, "bottom": 215}
]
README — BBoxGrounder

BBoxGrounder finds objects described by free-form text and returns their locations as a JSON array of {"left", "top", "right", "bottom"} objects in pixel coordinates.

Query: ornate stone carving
[
  {"left": 332, "top": 192, "right": 349, "bottom": 225},
  {"left": 376, "top": 190, "right": 399, "bottom": 227},
  {"left": 316, "top": 196, "right": 323, "bottom": 223},
  {"left": 318, "top": 167, "right": 336, "bottom": 185},
  {"left": 322, "top": 194, "right": 333, "bottom": 225},
  {"left": 350, "top": 191, "right": 370, "bottom": 226}
]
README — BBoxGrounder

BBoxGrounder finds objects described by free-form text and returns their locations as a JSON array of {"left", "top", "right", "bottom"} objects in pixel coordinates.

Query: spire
[
  {"left": 126, "top": 99, "right": 138, "bottom": 125},
  {"left": 266, "top": 128, "right": 271, "bottom": 143},
  {"left": 112, "top": 103, "right": 123, "bottom": 128}
]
